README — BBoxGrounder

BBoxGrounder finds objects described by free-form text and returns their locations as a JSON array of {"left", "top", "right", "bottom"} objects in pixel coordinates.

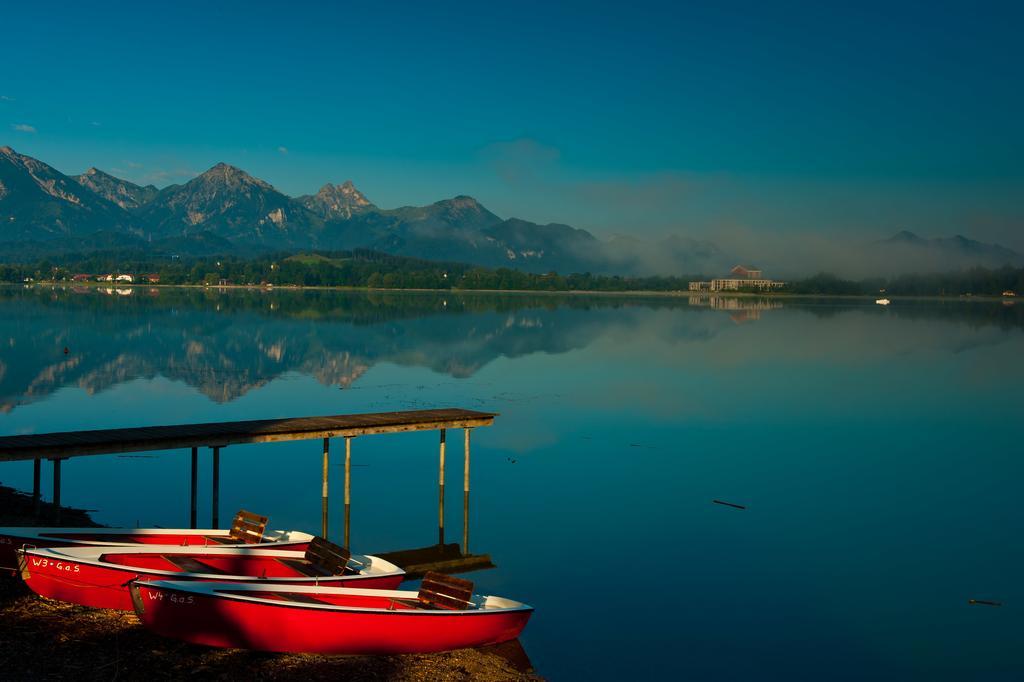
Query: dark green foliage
[
  {"left": 2, "top": 248, "right": 1022, "bottom": 297},
  {"left": 0, "top": 249, "right": 699, "bottom": 291},
  {"left": 784, "top": 272, "right": 868, "bottom": 295},
  {"left": 779, "top": 267, "right": 1024, "bottom": 296}
]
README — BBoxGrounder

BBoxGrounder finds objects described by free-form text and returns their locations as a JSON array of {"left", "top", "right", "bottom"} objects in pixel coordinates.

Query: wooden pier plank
[{"left": 0, "top": 409, "right": 497, "bottom": 462}]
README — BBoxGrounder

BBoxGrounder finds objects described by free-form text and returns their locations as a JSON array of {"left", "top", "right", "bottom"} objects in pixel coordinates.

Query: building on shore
[{"left": 689, "top": 264, "right": 784, "bottom": 292}]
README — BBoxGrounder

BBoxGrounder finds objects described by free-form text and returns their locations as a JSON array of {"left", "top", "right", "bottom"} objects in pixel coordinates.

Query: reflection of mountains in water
[
  {"left": 0, "top": 287, "right": 699, "bottom": 410},
  {"left": 1, "top": 287, "right": 1021, "bottom": 411}
]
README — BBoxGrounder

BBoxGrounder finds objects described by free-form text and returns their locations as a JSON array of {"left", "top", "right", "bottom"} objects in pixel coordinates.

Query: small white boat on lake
[{"left": 876, "top": 298, "right": 891, "bottom": 305}]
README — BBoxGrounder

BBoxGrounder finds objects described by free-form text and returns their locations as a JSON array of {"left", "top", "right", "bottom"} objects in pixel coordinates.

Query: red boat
[
  {"left": 0, "top": 510, "right": 311, "bottom": 570},
  {"left": 18, "top": 536, "right": 404, "bottom": 611},
  {"left": 130, "top": 572, "right": 533, "bottom": 655}
]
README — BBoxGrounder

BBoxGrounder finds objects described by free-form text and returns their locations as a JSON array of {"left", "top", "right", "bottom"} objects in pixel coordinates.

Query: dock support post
[
  {"left": 211, "top": 446, "right": 220, "bottom": 529},
  {"left": 189, "top": 447, "right": 198, "bottom": 529},
  {"left": 439, "top": 429, "right": 446, "bottom": 545},
  {"left": 322, "top": 438, "right": 330, "bottom": 540},
  {"left": 33, "top": 458, "right": 41, "bottom": 517},
  {"left": 344, "top": 437, "right": 352, "bottom": 549},
  {"left": 463, "top": 428, "right": 471, "bottom": 555},
  {"left": 51, "top": 458, "right": 62, "bottom": 523}
]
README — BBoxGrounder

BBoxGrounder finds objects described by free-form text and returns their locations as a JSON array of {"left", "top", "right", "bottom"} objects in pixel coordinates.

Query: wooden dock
[
  {"left": 0, "top": 408, "right": 495, "bottom": 553},
  {"left": 0, "top": 409, "right": 495, "bottom": 461}
]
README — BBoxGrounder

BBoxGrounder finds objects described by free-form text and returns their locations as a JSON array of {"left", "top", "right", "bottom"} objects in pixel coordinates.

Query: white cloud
[
  {"left": 11, "top": 123, "right": 36, "bottom": 133},
  {"left": 90, "top": 121, "right": 101, "bottom": 127},
  {"left": 0, "top": 95, "right": 14, "bottom": 101},
  {"left": 277, "top": 146, "right": 289, "bottom": 155}
]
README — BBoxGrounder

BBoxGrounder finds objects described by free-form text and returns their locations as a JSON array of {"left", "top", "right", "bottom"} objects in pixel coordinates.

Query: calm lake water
[{"left": 1, "top": 285, "right": 1022, "bottom": 680}]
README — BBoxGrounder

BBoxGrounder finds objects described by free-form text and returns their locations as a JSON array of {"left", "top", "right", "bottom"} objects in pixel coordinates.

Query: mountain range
[{"left": 1, "top": 145, "right": 1021, "bottom": 276}]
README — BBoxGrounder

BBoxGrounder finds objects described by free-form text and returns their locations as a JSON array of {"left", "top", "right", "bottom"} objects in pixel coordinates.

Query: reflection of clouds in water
[
  {"left": 571, "top": 381, "right": 714, "bottom": 422},
  {"left": 488, "top": 425, "right": 560, "bottom": 455},
  {"left": 619, "top": 306, "right": 1022, "bottom": 374}
]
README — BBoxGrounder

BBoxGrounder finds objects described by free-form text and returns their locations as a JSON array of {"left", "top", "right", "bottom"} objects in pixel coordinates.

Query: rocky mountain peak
[
  {"left": 885, "top": 230, "right": 926, "bottom": 244},
  {"left": 0, "top": 145, "right": 31, "bottom": 167},
  {"left": 316, "top": 181, "right": 364, "bottom": 197},
  {"left": 193, "top": 162, "right": 274, "bottom": 192},
  {"left": 434, "top": 196, "right": 494, "bottom": 224},
  {"left": 0, "top": 147, "right": 132, "bottom": 238},
  {"left": 447, "top": 195, "right": 481, "bottom": 208},
  {"left": 207, "top": 162, "right": 241, "bottom": 177},
  {"left": 73, "top": 167, "right": 157, "bottom": 210},
  {"left": 298, "top": 180, "right": 373, "bottom": 220}
]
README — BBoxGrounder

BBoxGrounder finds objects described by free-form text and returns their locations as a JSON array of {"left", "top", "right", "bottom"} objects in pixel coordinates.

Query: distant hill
[
  {"left": 74, "top": 168, "right": 158, "bottom": 210},
  {"left": 0, "top": 146, "right": 134, "bottom": 240},
  {"left": 873, "top": 230, "right": 1023, "bottom": 272},
  {"left": 296, "top": 181, "right": 375, "bottom": 220},
  {"left": 3, "top": 147, "right": 720, "bottom": 273},
  {"left": 135, "top": 162, "right": 325, "bottom": 248}
]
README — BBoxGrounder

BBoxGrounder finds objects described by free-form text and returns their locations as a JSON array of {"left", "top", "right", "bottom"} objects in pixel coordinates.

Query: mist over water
[
  {"left": 1, "top": 286, "right": 1022, "bottom": 680},
  {"left": 593, "top": 226, "right": 1024, "bottom": 279}
]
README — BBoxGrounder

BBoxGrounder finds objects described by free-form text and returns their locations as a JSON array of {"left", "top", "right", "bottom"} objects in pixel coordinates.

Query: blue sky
[{"left": 1, "top": 0, "right": 1022, "bottom": 248}]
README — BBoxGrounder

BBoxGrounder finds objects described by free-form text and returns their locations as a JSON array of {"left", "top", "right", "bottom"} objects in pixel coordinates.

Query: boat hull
[
  {"left": 0, "top": 528, "right": 311, "bottom": 569},
  {"left": 18, "top": 550, "right": 403, "bottom": 611},
  {"left": 132, "top": 582, "right": 532, "bottom": 655}
]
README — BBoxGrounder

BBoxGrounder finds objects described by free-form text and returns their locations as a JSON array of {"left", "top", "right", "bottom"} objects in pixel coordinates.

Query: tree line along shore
[{"left": 0, "top": 250, "right": 1021, "bottom": 297}]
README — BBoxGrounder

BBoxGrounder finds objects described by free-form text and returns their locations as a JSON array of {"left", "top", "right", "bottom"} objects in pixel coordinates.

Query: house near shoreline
[
  {"left": 91, "top": 273, "right": 160, "bottom": 284},
  {"left": 689, "top": 265, "right": 784, "bottom": 292}
]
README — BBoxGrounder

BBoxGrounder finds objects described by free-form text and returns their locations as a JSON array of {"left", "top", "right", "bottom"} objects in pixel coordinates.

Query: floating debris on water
[
  {"left": 713, "top": 499, "right": 747, "bottom": 510},
  {"left": 968, "top": 599, "right": 1002, "bottom": 607}
]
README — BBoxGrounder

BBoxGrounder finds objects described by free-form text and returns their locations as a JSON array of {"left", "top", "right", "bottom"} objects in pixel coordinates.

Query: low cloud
[
  {"left": 481, "top": 137, "right": 696, "bottom": 232},
  {"left": 0, "top": 95, "right": 14, "bottom": 101},
  {"left": 277, "top": 146, "right": 289, "bottom": 155},
  {"left": 11, "top": 123, "right": 36, "bottom": 133},
  {"left": 478, "top": 137, "right": 1024, "bottom": 274}
]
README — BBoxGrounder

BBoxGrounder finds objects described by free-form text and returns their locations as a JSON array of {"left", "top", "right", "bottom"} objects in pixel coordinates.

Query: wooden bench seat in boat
[
  {"left": 203, "top": 510, "right": 268, "bottom": 545},
  {"left": 390, "top": 571, "right": 475, "bottom": 611},
  {"left": 276, "top": 536, "right": 352, "bottom": 578}
]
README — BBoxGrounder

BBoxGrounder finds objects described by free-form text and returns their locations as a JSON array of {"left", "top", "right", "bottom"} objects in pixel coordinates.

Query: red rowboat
[
  {"left": 0, "top": 510, "right": 311, "bottom": 570},
  {"left": 130, "top": 572, "right": 533, "bottom": 655},
  {"left": 18, "top": 537, "right": 403, "bottom": 611}
]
